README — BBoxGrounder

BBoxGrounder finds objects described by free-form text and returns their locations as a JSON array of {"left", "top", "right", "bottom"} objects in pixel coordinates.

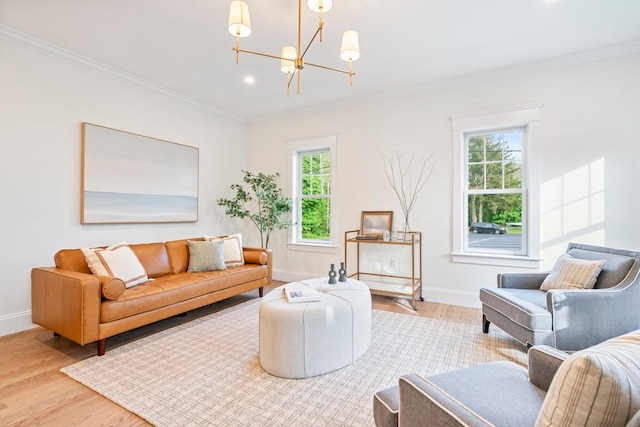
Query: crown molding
[
  {"left": 248, "top": 39, "right": 640, "bottom": 123},
  {"left": 0, "top": 24, "right": 244, "bottom": 123}
]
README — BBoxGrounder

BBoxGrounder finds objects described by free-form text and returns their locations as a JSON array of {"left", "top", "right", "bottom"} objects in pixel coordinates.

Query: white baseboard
[
  {"left": 273, "top": 269, "right": 317, "bottom": 284},
  {"left": 422, "top": 287, "right": 481, "bottom": 309},
  {"left": 273, "top": 269, "right": 481, "bottom": 309},
  {"left": 0, "top": 310, "right": 37, "bottom": 337}
]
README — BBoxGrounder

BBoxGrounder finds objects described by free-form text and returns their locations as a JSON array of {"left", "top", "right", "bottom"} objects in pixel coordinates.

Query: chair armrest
[
  {"left": 547, "top": 281, "right": 640, "bottom": 350},
  {"left": 398, "top": 374, "right": 493, "bottom": 427},
  {"left": 31, "top": 267, "right": 101, "bottom": 345},
  {"left": 498, "top": 272, "right": 549, "bottom": 289},
  {"left": 528, "top": 345, "right": 568, "bottom": 391}
]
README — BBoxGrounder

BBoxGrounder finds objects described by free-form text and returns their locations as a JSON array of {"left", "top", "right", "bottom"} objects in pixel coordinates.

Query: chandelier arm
[
  {"left": 300, "top": 26, "right": 322, "bottom": 61},
  {"left": 233, "top": 47, "right": 287, "bottom": 61},
  {"left": 305, "top": 61, "right": 354, "bottom": 75}
]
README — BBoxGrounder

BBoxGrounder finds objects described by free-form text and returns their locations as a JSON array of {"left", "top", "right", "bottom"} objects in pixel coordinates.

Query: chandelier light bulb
[
  {"left": 307, "top": 0, "right": 333, "bottom": 13},
  {"left": 340, "top": 30, "right": 360, "bottom": 62},
  {"left": 281, "top": 46, "right": 297, "bottom": 74},
  {"left": 228, "top": 0, "right": 252, "bottom": 37}
]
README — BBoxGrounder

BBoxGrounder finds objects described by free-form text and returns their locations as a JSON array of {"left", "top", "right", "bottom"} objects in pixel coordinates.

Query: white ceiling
[{"left": 1, "top": 0, "right": 640, "bottom": 121}]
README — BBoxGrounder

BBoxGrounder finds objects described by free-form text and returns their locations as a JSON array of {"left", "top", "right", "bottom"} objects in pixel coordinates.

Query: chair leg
[{"left": 482, "top": 314, "right": 490, "bottom": 333}]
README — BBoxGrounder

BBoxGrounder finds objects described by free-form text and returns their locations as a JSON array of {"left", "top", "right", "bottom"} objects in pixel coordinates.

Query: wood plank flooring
[{"left": 0, "top": 283, "right": 481, "bottom": 426}]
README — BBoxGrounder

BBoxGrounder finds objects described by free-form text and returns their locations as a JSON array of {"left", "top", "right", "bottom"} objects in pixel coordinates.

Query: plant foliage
[{"left": 217, "top": 171, "right": 293, "bottom": 248}]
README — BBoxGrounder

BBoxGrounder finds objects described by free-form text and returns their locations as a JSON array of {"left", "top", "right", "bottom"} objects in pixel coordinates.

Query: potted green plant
[{"left": 217, "top": 171, "right": 293, "bottom": 249}]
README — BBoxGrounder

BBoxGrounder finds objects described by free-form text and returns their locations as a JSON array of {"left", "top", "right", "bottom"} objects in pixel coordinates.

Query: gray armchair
[
  {"left": 480, "top": 243, "right": 640, "bottom": 351},
  {"left": 373, "top": 330, "right": 640, "bottom": 427}
]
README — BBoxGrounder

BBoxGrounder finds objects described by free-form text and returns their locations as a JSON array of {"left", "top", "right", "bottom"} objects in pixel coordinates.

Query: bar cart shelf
[{"left": 344, "top": 230, "right": 423, "bottom": 310}]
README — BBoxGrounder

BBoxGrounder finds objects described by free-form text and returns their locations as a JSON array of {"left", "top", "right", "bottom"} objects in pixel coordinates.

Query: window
[
  {"left": 451, "top": 104, "right": 542, "bottom": 268},
  {"left": 299, "top": 150, "right": 331, "bottom": 242},
  {"left": 288, "top": 135, "right": 338, "bottom": 251},
  {"left": 466, "top": 127, "right": 525, "bottom": 254}
]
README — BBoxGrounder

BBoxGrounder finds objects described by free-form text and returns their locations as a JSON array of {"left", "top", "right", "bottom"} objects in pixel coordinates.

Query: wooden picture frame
[
  {"left": 81, "top": 122, "right": 199, "bottom": 224},
  {"left": 360, "top": 211, "right": 393, "bottom": 237}
]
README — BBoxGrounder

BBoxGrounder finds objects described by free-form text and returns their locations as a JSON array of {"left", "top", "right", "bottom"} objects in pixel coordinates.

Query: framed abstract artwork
[{"left": 81, "top": 123, "right": 199, "bottom": 224}]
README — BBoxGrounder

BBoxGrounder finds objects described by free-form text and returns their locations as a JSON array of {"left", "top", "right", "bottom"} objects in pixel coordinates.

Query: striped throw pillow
[
  {"left": 204, "top": 233, "right": 245, "bottom": 267},
  {"left": 81, "top": 242, "right": 148, "bottom": 288},
  {"left": 536, "top": 330, "right": 640, "bottom": 426},
  {"left": 540, "top": 254, "right": 605, "bottom": 291}
]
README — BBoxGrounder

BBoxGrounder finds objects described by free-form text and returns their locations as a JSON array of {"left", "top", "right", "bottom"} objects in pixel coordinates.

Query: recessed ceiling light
[{"left": 244, "top": 76, "right": 255, "bottom": 85}]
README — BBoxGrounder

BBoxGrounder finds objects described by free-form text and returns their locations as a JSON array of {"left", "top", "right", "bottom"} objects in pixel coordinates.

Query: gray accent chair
[
  {"left": 373, "top": 345, "right": 566, "bottom": 427},
  {"left": 480, "top": 243, "right": 640, "bottom": 351},
  {"left": 373, "top": 332, "right": 640, "bottom": 427}
]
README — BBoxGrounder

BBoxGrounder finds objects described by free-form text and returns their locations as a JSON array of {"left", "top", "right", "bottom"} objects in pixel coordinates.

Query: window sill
[
  {"left": 452, "top": 252, "right": 541, "bottom": 269},
  {"left": 287, "top": 242, "right": 338, "bottom": 254}
]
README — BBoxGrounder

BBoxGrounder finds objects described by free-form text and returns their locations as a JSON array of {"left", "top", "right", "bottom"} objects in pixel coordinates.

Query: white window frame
[
  {"left": 287, "top": 134, "right": 338, "bottom": 254},
  {"left": 451, "top": 104, "right": 543, "bottom": 268}
]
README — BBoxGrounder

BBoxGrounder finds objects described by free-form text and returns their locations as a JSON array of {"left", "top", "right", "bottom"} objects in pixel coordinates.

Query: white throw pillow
[
  {"left": 81, "top": 242, "right": 148, "bottom": 288},
  {"left": 540, "top": 254, "right": 605, "bottom": 291},
  {"left": 187, "top": 240, "right": 226, "bottom": 272},
  {"left": 536, "top": 330, "right": 640, "bottom": 427},
  {"left": 204, "top": 233, "right": 245, "bottom": 267}
]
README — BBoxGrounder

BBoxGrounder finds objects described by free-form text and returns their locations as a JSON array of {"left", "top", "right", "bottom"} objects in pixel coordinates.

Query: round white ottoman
[{"left": 259, "top": 277, "right": 372, "bottom": 378}]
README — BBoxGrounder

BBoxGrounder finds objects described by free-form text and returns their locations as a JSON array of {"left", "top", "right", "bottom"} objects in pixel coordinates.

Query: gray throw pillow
[{"left": 187, "top": 240, "right": 226, "bottom": 272}]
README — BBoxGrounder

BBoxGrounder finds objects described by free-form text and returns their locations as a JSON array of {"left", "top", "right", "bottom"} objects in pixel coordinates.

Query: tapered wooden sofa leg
[
  {"left": 259, "top": 287, "right": 264, "bottom": 297},
  {"left": 97, "top": 339, "right": 106, "bottom": 356},
  {"left": 482, "top": 314, "right": 490, "bottom": 333}
]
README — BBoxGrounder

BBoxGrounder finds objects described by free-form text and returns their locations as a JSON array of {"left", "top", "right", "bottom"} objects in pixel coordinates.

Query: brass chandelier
[{"left": 227, "top": 0, "right": 360, "bottom": 95}]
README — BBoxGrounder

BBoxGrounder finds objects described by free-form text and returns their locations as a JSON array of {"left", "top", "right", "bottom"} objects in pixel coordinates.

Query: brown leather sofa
[{"left": 31, "top": 237, "right": 272, "bottom": 355}]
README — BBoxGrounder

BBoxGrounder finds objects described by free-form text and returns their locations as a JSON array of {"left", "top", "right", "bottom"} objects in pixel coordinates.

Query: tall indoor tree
[{"left": 217, "top": 171, "right": 293, "bottom": 249}]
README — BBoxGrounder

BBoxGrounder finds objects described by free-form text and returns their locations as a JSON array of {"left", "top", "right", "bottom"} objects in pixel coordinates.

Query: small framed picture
[{"left": 360, "top": 211, "right": 393, "bottom": 237}]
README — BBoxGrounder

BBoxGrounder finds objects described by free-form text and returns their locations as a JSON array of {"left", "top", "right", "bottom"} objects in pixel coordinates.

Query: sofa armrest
[
  {"left": 528, "top": 345, "right": 568, "bottom": 391},
  {"left": 31, "top": 267, "right": 101, "bottom": 346},
  {"left": 498, "top": 272, "right": 549, "bottom": 289},
  {"left": 398, "top": 374, "right": 493, "bottom": 427},
  {"left": 242, "top": 247, "right": 272, "bottom": 285}
]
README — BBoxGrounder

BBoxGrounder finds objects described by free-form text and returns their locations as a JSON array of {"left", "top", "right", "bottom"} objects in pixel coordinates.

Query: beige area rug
[{"left": 62, "top": 299, "right": 527, "bottom": 426}]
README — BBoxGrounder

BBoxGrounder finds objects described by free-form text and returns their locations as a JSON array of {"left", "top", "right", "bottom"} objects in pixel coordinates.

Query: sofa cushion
[
  {"left": 204, "top": 233, "right": 245, "bottom": 267},
  {"left": 479, "top": 288, "right": 551, "bottom": 331},
  {"left": 187, "top": 240, "right": 226, "bottom": 273},
  {"left": 54, "top": 248, "right": 93, "bottom": 274},
  {"left": 165, "top": 237, "right": 202, "bottom": 274},
  {"left": 540, "top": 254, "right": 605, "bottom": 291},
  {"left": 536, "top": 329, "right": 640, "bottom": 427},
  {"left": 129, "top": 242, "right": 172, "bottom": 278},
  {"left": 81, "top": 243, "right": 148, "bottom": 288},
  {"left": 100, "top": 264, "right": 268, "bottom": 322}
]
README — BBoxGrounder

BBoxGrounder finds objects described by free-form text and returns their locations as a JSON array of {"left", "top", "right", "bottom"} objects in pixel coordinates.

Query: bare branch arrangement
[{"left": 380, "top": 151, "right": 437, "bottom": 237}]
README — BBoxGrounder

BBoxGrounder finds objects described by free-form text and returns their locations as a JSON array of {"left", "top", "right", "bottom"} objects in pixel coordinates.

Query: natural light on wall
[{"left": 541, "top": 158, "right": 605, "bottom": 246}]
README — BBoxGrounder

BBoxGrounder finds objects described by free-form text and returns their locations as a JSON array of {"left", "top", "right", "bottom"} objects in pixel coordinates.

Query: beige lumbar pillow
[
  {"left": 187, "top": 240, "right": 226, "bottom": 273},
  {"left": 204, "top": 233, "right": 245, "bottom": 267},
  {"left": 536, "top": 329, "right": 640, "bottom": 426},
  {"left": 81, "top": 242, "right": 148, "bottom": 288},
  {"left": 540, "top": 254, "right": 605, "bottom": 291}
]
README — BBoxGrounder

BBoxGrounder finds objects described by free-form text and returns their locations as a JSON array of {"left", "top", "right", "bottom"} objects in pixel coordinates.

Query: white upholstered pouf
[{"left": 259, "top": 277, "right": 372, "bottom": 378}]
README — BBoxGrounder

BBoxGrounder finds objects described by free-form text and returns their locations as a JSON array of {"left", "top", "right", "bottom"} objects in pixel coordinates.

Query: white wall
[
  {"left": 246, "top": 52, "right": 640, "bottom": 307},
  {"left": 0, "top": 37, "right": 247, "bottom": 336}
]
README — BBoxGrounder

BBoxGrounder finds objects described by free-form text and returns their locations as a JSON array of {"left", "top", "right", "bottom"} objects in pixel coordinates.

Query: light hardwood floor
[{"left": 0, "top": 283, "right": 481, "bottom": 426}]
